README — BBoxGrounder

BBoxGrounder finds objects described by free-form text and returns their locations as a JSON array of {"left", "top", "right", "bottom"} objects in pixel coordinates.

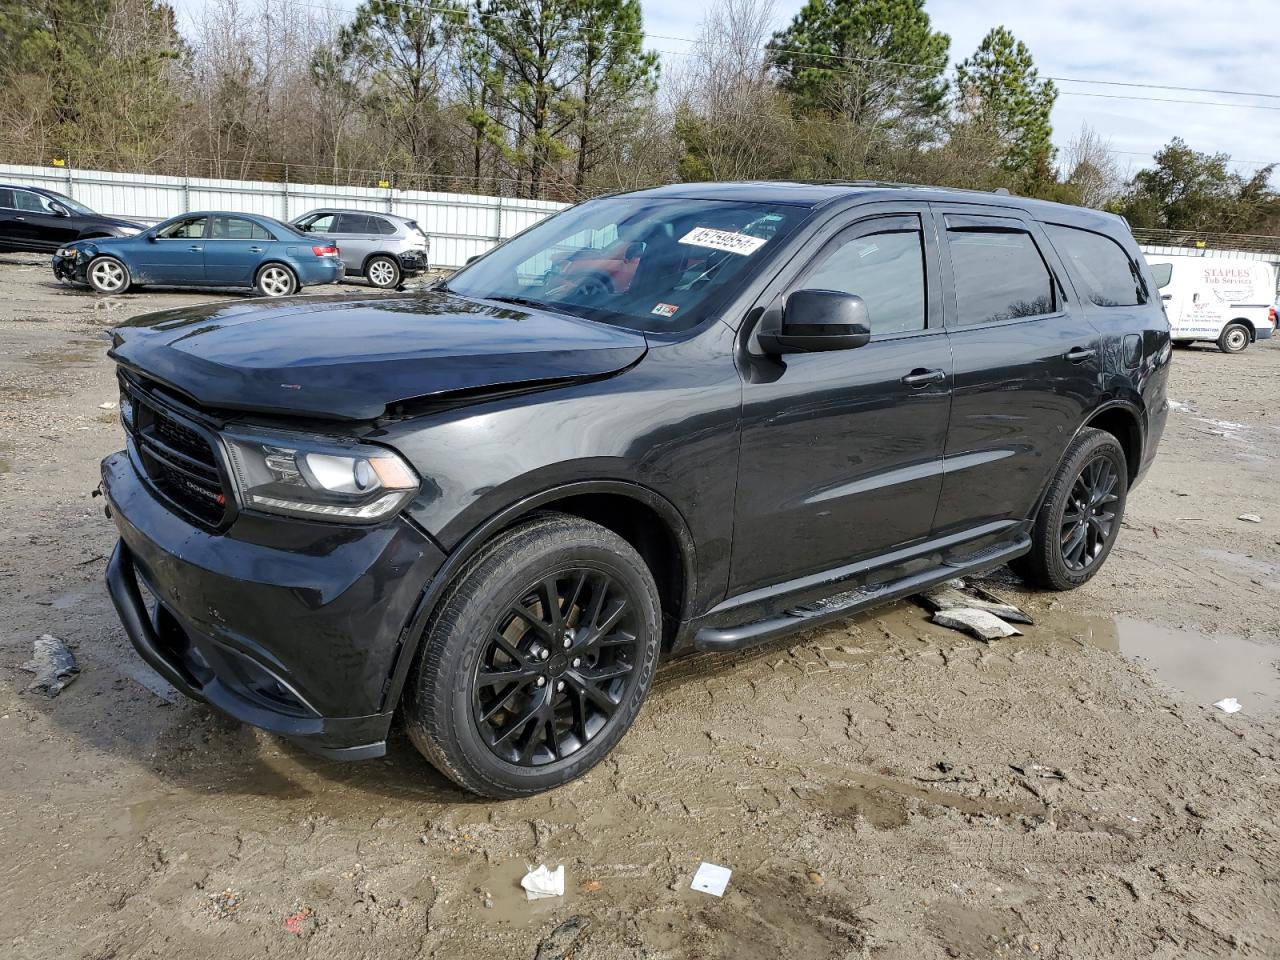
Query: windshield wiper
[{"left": 486, "top": 294, "right": 554, "bottom": 311}]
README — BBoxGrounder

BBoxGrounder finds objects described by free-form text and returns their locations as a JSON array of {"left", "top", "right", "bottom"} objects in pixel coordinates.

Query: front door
[
  {"left": 929, "top": 206, "right": 1101, "bottom": 537},
  {"left": 10, "top": 189, "right": 79, "bottom": 251},
  {"left": 729, "top": 211, "right": 953, "bottom": 599},
  {"left": 137, "top": 215, "right": 208, "bottom": 283}
]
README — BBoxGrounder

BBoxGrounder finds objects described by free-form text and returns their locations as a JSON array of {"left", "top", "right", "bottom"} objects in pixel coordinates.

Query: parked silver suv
[{"left": 292, "top": 209, "right": 430, "bottom": 288}]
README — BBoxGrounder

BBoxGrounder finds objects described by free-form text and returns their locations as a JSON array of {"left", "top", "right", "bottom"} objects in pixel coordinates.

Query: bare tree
[{"left": 1063, "top": 123, "right": 1123, "bottom": 210}]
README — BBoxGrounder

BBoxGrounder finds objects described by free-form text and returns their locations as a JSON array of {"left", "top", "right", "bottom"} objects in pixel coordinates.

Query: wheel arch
[
  {"left": 361, "top": 250, "right": 401, "bottom": 275},
  {"left": 1083, "top": 402, "right": 1143, "bottom": 488},
  {"left": 254, "top": 259, "right": 300, "bottom": 287},
  {"left": 1227, "top": 317, "right": 1256, "bottom": 341},
  {"left": 381, "top": 480, "right": 697, "bottom": 712}
]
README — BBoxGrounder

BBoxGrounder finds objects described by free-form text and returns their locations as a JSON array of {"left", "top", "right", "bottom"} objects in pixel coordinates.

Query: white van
[{"left": 1145, "top": 254, "right": 1277, "bottom": 353}]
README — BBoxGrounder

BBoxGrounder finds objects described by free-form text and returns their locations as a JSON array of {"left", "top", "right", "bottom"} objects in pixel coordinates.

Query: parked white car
[{"left": 1146, "top": 254, "right": 1277, "bottom": 353}]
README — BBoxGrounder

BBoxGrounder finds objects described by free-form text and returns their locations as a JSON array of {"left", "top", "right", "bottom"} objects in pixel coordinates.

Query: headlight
[
  {"left": 56, "top": 247, "right": 79, "bottom": 258},
  {"left": 221, "top": 428, "right": 419, "bottom": 523}
]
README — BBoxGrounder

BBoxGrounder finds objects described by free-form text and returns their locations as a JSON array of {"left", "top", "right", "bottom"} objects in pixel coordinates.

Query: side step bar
[{"left": 692, "top": 536, "right": 1031, "bottom": 653}]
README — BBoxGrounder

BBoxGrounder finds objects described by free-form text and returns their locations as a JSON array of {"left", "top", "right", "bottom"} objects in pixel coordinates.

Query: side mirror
[
  {"left": 146, "top": 232, "right": 157, "bottom": 242},
  {"left": 757, "top": 289, "right": 871, "bottom": 354},
  {"left": 50, "top": 203, "right": 69, "bottom": 217},
  {"left": 465, "top": 254, "right": 482, "bottom": 265}
]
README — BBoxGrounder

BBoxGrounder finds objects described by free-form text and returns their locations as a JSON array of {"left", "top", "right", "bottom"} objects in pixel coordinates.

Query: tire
[
  {"left": 255, "top": 263, "right": 297, "bottom": 297},
  {"left": 1010, "top": 427, "right": 1128, "bottom": 591},
  {"left": 1218, "top": 322, "right": 1250, "bottom": 354},
  {"left": 365, "top": 255, "right": 401, "bottom": 289},
  {"left": 403, "top": 513, "right": 662, "bottom": 798},
  {"left": 87, "top": 256, "right": 130, "bottom": 294}
]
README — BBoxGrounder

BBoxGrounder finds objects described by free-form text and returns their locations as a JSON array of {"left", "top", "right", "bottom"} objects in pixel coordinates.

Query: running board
[{"left": 692, "top": 536, "right": 1031, "bottom": 653}]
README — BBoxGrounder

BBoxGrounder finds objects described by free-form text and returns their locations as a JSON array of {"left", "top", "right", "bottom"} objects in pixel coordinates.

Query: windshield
[
  {"left": 445, "top": 197, "right": 803, "bottom": 333},
  {"left": 44, "top": 190, "right": 96, "bottom": 216}
]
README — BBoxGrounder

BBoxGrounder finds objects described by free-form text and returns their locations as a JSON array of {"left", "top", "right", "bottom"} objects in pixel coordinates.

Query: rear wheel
[
  {"left": 1218, "top": 322, "right": 1250, "bottom": 354},
  {"left": 1011, "top": 428, "right": 1128, "bottom": 591},
  {"left": 255, "top": 263, "right": 297, "bottom": 297},
  {"left": 87, "top": 256, "right": 130, "bottom": 294},
  {"left": 404, "top": 514, "right": 661, "bottom": 798},
  {"left": 365, "top": 255, "right": 401, "bottom": 289}
]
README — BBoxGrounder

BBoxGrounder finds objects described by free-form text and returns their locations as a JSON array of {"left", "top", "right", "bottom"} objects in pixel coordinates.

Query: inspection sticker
[
  {"left": 678, "top": 227, "right": 768, "bottom": 256},
  {"left": 651, "top": 302, "right": 679, "bottom": 317}
]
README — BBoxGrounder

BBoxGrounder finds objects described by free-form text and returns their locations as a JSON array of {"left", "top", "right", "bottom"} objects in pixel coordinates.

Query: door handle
[
  {"left": 1065, "top": 347, "right": 1096, "bottom": 363},
  {"left": 1161, "top": 294, "right": 1173, "bottom": 301},
  {"left": 14, "top": 216, "right": 24, "bottom": 221},
  {"left": 901, "top": 368, "right": 946, "bottom": 388},
  {"left": 248, "top": 246, "right": 264, "bottom": 254},
  {"left": 188, "top": 245, "right": 203, "bottom": 252}
]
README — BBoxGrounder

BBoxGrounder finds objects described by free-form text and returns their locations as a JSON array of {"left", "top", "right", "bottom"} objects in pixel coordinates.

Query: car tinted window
[
  {"left": 1149, "top": 262, "right": 1172, "bottom": 289},
  {"left": 803, "top": 223, "right": 927, "bottom": 334},
  {"left": 1046, "top": 224, "right": 1145, "bottom": 306},
  {"left": 336, "top": 213, "right": 374, "bottom": 233},
  {"left": 215, "top": 216, "right": 273, "bottom": 240},
  {"left": 157, "top": 216, "right": 208, "bottom": 239},
  {"left": 373, "top": 217, "right": 398, "bottom": 236},
  {"left": 947, "top": 228, "right": 1054, "bottom": 325},
  {"left": 0, "top": 189, "right": 13, "bottom": 208},
  {"left": 13, "top": 190, "right": 48, "bottom": 213}
]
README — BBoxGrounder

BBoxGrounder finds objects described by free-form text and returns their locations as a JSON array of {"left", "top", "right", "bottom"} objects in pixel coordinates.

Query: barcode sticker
[{"left": 678, "top": 227, "right": 768, "bottom": 256}]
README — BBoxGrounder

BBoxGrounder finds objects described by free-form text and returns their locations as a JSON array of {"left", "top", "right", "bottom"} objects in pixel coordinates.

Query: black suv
[
  {"left": 100, "top": 182, "right": 1171, "bottom": 797},
  {"left": 0, "top": 184, "right": 145, "bottom": 253}
]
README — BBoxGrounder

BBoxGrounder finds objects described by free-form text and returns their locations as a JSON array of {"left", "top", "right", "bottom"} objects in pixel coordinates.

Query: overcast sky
[
  {"left": 643, "top": 0, "right": 1278, "bottom": 182},
  {"left": 172, "top": 0, "right": 1278, "bottom": 182}
]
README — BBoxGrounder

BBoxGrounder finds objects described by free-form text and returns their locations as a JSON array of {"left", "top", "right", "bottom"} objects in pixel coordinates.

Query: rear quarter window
[{"left": 1046, "top": 224, "right": 1146, "bottom": 306}]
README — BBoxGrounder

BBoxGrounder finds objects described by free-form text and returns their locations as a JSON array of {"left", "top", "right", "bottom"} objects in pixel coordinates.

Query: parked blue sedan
[{"left": 51, "top": 211, "right": 345, "bottom": 296}]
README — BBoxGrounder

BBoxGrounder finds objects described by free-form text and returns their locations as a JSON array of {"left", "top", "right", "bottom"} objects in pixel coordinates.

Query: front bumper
[
  {"left": 101, "top": 449, "right": 445, "bottom": 759},
  {"left": 52, "top": 253, "right": 87, "bottom": 283}
]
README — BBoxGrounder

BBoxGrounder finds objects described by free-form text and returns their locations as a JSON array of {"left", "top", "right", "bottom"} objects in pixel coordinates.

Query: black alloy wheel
[
  {"left": 1059, "top": 455, "right": 1119, "bottom": 572},
  {"left": 472, "top": 568, "right": 641, "bottom": 766},
  {"left": 1010, "top": 427, "right": 1128, "bottom": 591}
]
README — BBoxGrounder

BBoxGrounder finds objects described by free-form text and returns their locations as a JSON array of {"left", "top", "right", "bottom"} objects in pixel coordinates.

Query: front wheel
[
  {"left": 255, "top": 263, "right": 297, "bottom": 297},
  {"left": 1218, "top": 322, "right": 1250, "bottom": 354},
  {"left": 1010, "top": 428, "right": 1128, "bottom": 591},
  {"left": 404, "top": 514, "right": 661, "bottom": 798},
  {"left": 87, "top": 256, "right": 130, "bottom": 294}
]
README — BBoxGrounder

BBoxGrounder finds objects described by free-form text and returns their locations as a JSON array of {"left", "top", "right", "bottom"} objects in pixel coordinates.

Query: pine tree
[
  {"left": 768, "top": 0, "right": 949, "bottom": 135},
  {"left": 954, "top": 26, "right": 1056, "bottom": 181}
]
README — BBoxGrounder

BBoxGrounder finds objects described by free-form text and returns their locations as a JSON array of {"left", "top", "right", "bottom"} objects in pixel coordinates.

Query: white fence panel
[{"left": 0, "top": 163, "right": 570, "bottom": 268}]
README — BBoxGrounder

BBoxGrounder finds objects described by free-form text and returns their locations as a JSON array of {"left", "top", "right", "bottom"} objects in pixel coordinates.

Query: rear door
[
  {"left": 0, "top": 188, "right": 17, "bottom": 249},
  {"left": 335, "top": 213, "right": 379, "bottom": 272},
  {"left": 205, "top": 215, "right": 274, "bottom": 285},
  {"left": 137, "top": 215, "right": 208, "bottom": 283},
  {"left": 930, "top": 205, "right": 1101, "bottom": 538},
  {"left": 729, "top": 209, "right": 953, "bottom": 599}
]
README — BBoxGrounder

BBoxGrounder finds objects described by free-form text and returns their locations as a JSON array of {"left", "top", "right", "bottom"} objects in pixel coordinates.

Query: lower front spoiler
[{"left": 106, "top": 539, "right": 390, "bottom": 761}]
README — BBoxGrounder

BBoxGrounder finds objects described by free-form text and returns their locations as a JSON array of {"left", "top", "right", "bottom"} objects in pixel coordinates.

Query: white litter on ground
[
  {"left": 931, "top": 608, "right": 1022, "bottom": 642},
  {"left": 1213, "top": 698, "right": 1243, "bottom": 714},
  {"left": 1237, "top": 514, "right": 1262, "bottom": 524},
  {"left": 691, "top": 862, "right": 732, "bottom": 897},
  {"left": 520, "top": 864, "right": 564, "bottom": 900}
]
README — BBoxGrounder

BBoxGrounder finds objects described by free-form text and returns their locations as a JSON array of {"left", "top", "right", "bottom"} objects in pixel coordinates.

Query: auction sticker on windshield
[{"left": 679, "top": 227, "right": 768, "bottom": 256}]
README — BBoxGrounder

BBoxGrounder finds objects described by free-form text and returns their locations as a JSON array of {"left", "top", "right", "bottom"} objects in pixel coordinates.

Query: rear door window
[
  {"left": 336, "top": 213, "right": 375, "bottom": 234},
  {"left": 945, "top": 222, "right": 1055, "bottom": 325},
  {"left": 1046, "top": 224, "right": 1146, "bottom": 306},
  {"left": 214, "top": 216, "right": 273, "bottom": 240}
]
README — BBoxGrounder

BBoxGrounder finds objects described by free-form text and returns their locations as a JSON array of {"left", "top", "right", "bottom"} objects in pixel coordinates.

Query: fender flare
[
  {"left": 379, "top": 479, "right": 697, "bottom": 712},
  {"left": 1028, "top": 399, "right": 1145, "bottom": 518}
]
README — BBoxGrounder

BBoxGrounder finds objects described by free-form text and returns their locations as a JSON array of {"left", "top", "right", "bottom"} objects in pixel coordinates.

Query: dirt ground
[{"left": 2, "top": 254, "right": 1278, "bottom": 960}]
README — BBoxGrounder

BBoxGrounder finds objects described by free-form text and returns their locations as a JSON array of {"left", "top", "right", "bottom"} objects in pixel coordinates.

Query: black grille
[{"left": 119, "top": 371, "right": 232, "bottom": 528}]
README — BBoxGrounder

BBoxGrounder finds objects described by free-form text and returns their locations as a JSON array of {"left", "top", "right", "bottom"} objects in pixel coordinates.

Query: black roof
[{"left": 616, "top": 180, "right": 1128, "bottom": 232}]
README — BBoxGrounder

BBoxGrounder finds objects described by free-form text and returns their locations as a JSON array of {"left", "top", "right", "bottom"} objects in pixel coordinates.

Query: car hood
[{"left": 108, "top": 291, "right": 649, "bottom": 421}]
